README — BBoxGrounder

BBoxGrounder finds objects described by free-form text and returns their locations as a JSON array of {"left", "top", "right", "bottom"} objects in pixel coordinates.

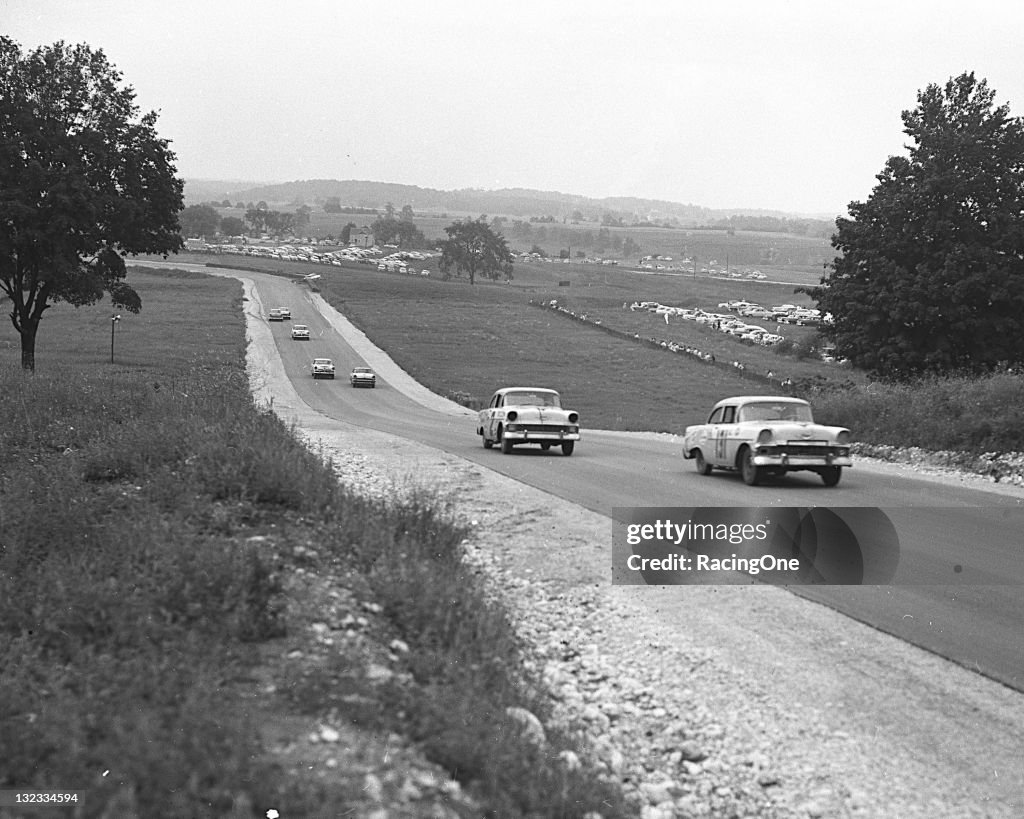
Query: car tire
[
  {"left": 499, "top": 427, "right": 514, "bottom": 454},
  {"left": 739, "top": 447, "right": 763, "bottom": 486},
  {"left": 561, "top": 441, "right": 575, "bottom": 456},
  {"left": 694, "top": 449, "right": 713, "bottom": 475},
  {"left": 819, "top": 466, "right": 842, "bottom": 487},
  {"left": 482, "top": 433, "right": 493, "bottom": 449}
]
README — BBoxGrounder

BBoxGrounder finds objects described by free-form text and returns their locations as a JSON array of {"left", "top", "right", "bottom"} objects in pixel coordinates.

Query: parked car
[
  {"left": 350, "top": 366, "right": 376, "bottom": 388},
  {"left": 311, "top": 358, "right": 335, "bottom": 379},
  {"left": 478, "top": 387, "right": 580, "bottom": 455},
  {"left": 291, "top": 324, "right": 310, "bottom": 340},
  {"left": 681, "top": 395, "right": 852, "bottom": 486}
]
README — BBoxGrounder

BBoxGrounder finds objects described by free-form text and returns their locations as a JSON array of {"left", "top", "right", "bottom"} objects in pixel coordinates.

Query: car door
[
  {"left": 702, "top": 407, "right": 724, "bottom": 464},
  {"left": 485, "top": 393, "right": 502, "bottom": 439},
  {"left": 713, "top": 405, "right": 738, "bottom": 465}
]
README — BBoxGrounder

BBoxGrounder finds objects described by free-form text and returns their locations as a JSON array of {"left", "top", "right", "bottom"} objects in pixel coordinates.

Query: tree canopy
[
  {"left": 180, "top": 204, "right": 221, "bottom": 238},
  {"left": 371, "top": 211, "right": 424, "bottom": 248},
  {"left": 438, "top": 217, "right": 514, "bottom": 285},
  {"left": 812, "top": 72, "right": 1024, "bottom": 377},
  {"left": 0, "top": 38, "right": 183, "bottom": 369}
]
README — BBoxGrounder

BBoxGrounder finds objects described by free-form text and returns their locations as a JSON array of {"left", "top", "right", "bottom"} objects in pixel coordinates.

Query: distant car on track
[
  {"left": 311, "top": 358, "right": 335, "bottom": 379},
  {"left": 268, "top": 308, "right": 284, "bottom": 321},
  {"left": 478, "top": 387, "right": 580, "bottom": 455},
  {"left": 278, "top": 307, "right": 291, "bottom": 319},
  {"left": 291, "top": 324, "right": 310, "bottom": 340},
  {"left": 350, "top": 366, "right": 376, "bottom": 388},
  {"left": 682, "top": 395, "right": 852, "bottom": 486}
]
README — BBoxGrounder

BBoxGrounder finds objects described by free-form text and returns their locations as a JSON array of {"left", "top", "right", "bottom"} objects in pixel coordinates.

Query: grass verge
[{"left": 0, "top": 269, "right": 625, "bottom": 817}]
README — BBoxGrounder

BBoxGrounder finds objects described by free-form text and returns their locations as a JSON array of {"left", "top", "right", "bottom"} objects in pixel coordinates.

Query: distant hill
[{"left": 183, "top": 178, "right": 836, "bottom": 225}]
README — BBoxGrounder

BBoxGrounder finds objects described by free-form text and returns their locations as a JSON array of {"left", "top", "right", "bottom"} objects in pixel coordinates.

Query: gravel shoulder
[{"left": 237, "top": 271, "right": 1023, "bottom": 818}]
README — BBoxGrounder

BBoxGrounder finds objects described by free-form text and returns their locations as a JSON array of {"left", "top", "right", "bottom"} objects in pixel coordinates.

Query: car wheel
[
  {"left": 694, "top": 449, "right": 713, "bottom": 475},
  {"left": 739, "top": 447, "right": 763, "bottom": 486},
  {"left": 482, "top": 432, "right": 493, "bottom": 449},
  {"left": 561, "top": 441, "right": 575, "bottom": 456},
  {"left": 498, "top": 426, "right": 514, "bottom": 454},
  {"left": 819, "top": 466, "right": 842, "bottom": 487}
]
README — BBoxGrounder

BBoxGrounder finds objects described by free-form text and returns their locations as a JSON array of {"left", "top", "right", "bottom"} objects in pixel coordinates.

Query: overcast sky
[{"left": 6, "top": 0, "right": 1024, "bottom": 217}]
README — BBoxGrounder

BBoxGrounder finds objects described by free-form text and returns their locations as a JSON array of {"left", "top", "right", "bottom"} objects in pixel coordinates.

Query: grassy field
[
  {"left": 185, "top": 250, "right": 853, "bottom": 430},
  {"left": 0, "top": 269, "right": 626, "bottom": 817},
  {"left": 175, "top": 248, "right": 1024, "bottom": 473}
]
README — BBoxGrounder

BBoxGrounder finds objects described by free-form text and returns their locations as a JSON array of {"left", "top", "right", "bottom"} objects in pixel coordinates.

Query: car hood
[
  {"left": 507, "top": 406, "right": 575, "bottom": 423},
  {"left": 756, "top": 421, "right": 847, "bottom": 439}
]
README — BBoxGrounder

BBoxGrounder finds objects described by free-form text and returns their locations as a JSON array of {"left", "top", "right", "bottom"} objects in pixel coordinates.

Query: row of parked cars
[{"left": 267, "top": 306, "right": 376, "bottom": 387}]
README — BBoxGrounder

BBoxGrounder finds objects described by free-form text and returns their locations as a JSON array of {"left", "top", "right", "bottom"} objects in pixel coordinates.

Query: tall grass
[
  {"left": 0, "top": 270, "right": 625, "bottom": 817},
  {"left": 810, "top": 371, "right": 1024, "bottom": 453}
]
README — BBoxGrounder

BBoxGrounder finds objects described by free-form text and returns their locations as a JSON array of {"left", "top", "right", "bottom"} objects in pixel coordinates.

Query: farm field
[{"left": 174, "top": 249, "right": 855, "bottom": 432}]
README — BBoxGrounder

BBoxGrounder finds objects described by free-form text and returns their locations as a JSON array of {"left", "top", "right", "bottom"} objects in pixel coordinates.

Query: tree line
[{"left": 179, "top": 202, "right": 314, "bottom": 240}]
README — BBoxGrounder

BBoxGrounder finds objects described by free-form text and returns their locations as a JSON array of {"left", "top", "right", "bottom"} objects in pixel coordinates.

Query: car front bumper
[
  {"left": 503, "top": 429, "right": 581, "bottom": 443},
  {"left": 752, "top": 450, "right": 852, "bottom": 468}
]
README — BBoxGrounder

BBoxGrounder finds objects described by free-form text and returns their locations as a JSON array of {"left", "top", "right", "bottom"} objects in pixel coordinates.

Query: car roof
[
  {"left": 494, "top": 387, "right": 559, "bottom": 395},
  {"left": 714, "top": 395, "right": 809, "bottom": 406}
]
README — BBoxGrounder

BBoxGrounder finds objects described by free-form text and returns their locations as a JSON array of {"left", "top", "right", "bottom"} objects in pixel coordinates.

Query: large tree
[
  {"left": 0, "top": 38, "right": 183, "bottom": 370},
  {"left": 438, "top": 217, "right": 514, "bottom": 285},
  {"left": 813, "top": 72, "right": 1024, "bottom": 377},
  {"left": 179, "top": 204, "right": 220, "bottom": 238}
]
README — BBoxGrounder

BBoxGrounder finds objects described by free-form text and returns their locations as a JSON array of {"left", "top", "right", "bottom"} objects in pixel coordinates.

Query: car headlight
[
  {"left": 836, "top": 430, "right": 851, "bottom": 445},
  {"left": 506, "top": 411, "right": 518, "bottom": 422},
  {"left": 567, "top": 412, "right": 579, "bottom": 424},
  {"left": 756, "top": 429, "right": 774, "bottom": 446}
]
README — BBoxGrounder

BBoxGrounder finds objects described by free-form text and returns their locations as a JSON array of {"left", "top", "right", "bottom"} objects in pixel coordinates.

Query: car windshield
[
  {"left": 353, "top": 368, "right": 372, "bottom": 373},
  {"left": 739, "top": 402, "right": 813, "bottom": 423},
  {"left": 314, "top": 359, "right": 331, "bottom": 365},
  {"left": 506, "top": 391, "right": 560, "bottom": 407}
]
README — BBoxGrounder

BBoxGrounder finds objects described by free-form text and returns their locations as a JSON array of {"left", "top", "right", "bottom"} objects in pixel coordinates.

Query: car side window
[
  {"left": 708, "top": 407, "right": 724, "bottom": 424},
  {"left": 721, "top": 406, "right": 736, "bottom": 424}
]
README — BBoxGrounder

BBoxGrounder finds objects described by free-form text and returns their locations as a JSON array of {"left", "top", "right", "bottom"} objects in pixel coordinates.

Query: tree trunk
[{"left": 20, "top": 320, "right": 38, "bottom": 371}]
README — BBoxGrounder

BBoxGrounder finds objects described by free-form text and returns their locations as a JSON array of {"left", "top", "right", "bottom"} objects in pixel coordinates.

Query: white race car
[
  {"left": 478, "top": 387, "right": 580, "bottom": 455},
  {"left": 682, "top": 395, "right": 852, "bottom": 486}
]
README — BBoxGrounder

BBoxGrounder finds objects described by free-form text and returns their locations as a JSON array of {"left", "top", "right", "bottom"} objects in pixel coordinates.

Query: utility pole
[{"left": 110, "top": 314, "right": 121, "bottom": 363}]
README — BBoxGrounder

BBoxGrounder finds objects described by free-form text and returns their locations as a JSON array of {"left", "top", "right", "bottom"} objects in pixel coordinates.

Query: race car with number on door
[
  {"left": 682, "top": 395, "right": 851, "bottom": 486},
  {"left": 478, "top": 387, "right": 580, "bottom": 455}
]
